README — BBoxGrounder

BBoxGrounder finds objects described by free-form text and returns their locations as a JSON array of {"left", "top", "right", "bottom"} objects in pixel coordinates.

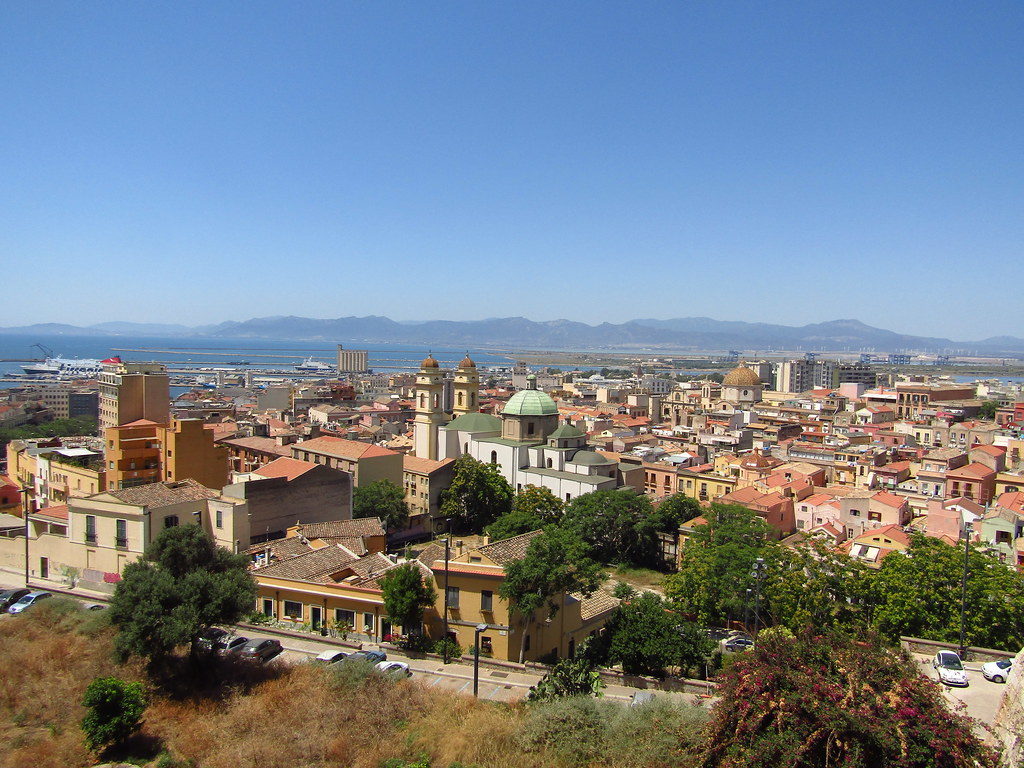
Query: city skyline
[{"left": 2, "top": 2, "right": 1021, "bottom": 338}]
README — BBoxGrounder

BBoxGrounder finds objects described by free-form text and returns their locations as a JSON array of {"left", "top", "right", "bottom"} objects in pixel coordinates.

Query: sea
[{"left": 0, "top": 333, "right": 521, "bottom": 392}]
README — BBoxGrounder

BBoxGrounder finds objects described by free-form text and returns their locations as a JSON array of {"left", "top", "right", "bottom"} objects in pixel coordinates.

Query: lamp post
[
  {"left": 473, "top": 622, "right": 488, "bottom": 697},
  {"left": 20, "top": 487, "right": 31, "bottom": 587},
  {"left": 442, "top": 518, "right": 452, "bottom": 664},
  {"left": 751, "top": 557, "right": 765, "bottom": 640},
  {"left": 958, "top": 521, "right": 973, "bottom": 658}
]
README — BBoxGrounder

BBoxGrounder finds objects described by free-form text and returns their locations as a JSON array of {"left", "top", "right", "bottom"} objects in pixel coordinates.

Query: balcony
[
  {"left": 115, "top": 537, "right": 128, "bottom": 549},
  {"left": 85, "top": 533, "right": 97, "bottom": 544}
]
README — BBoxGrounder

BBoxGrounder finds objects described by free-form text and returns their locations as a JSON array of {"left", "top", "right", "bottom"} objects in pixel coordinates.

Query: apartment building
[
  {"left": 291, "top": 435, "right": 403, "bottom": 487},
  {"left": 97, "top": 358, "right": 170, "bottom": 432},
  {"left": 105, "top": 418, "right": 230, "bottom": 491}
]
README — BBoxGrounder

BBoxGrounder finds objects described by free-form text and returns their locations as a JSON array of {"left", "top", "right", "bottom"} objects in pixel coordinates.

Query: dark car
[
  {"left": 0, "top": 589, "right": 30, "bottom": 612},
  {"left": 344, "top": 649, "right": 387, "bottom": 664},
  {"left": 237, "top": 638, "right": 283, "bottom": 662},
  {"left": 724, "top": 637, "right": 755, "bottom": 652},
  {"left": 196, "top": 627, "right": 229, "bottom": 651},
  {"left": 218, "top": 636, "right": 250, "bottom": 655}
]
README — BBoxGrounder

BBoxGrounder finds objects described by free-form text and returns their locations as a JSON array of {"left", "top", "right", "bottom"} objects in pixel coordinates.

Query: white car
[
  {"left": 313, "top": 649, "right": 349, "bottom": 664},
  {"left": 933, "top": 651, "right": 969, "bottom": 687},
  {"left": 982, "top": 659, "right": 1012, "bottom": 683},
  {"left": 376, "top": 660, "right": 412, "bottom": 678}
]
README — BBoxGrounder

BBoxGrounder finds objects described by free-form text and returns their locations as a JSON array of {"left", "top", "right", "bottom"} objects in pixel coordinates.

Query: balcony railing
[
  {"left": 115, "top": 537, "right": 128, "bottom": 548},
  {"left": 85, "top": 533, "right": 97, "bottom": 544}
]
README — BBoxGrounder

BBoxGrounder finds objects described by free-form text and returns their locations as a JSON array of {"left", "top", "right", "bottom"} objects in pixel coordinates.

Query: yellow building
[
  {"left": 105, "top": 418, "right": 230, "bottom": 491},
  {"left": 676, "top": 465, "right": 737, "bottom": 503},
  {"left": 97, "top": 358, "right": 170, "bottom": 432}
]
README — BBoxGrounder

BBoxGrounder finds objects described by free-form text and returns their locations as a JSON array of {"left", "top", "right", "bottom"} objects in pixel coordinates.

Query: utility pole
[
  {"left": 958, "top": 521, "right": 973, "bottom": 657},
  {"left": 752, "top": 557, "right": 765, "bottom": 640},
  {"left": 442, "top": 517, "right": 452, "bottom": 664},
  {"left": 21, "top": 487, "right": 31, "bottom": 587}
]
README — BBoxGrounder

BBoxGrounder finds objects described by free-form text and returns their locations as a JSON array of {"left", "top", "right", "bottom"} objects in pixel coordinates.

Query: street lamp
[
  {"left": 958, "top": 521, "right": 974, "bottom": 657},
  {"left": 20, "top": 487, "right": 31, "bottom": 587},
  {"left": 442, "top": 518, "right": 452, "bottom": 663},
  {"left": 751, "top": 557, "right": 766, "bottom": 640},
  {"left": 473, "top": 622, "right": 488, "bottom": 697}
]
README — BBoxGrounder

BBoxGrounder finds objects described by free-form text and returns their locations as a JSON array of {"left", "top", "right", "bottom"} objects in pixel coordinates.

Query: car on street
[
  {"left": 706, "top": 628, "right": 732, "bottom": 642},
  {"left": 82, "top": 602, "right": 107, "bottom": 611},
  {"left": 933, "top": 651, "right": 969, "bottom": 687},
  {"left": 313, "top": 649, "right": 350, "bottom": 664},
  {"left": 0, "top": 588, "right": 30, "bottom": 611},
  {"left": 219, "top": 636, "right": 250, "bottom": 655},
  {"left": 197, "top": 627, "right": 229, "bottom": 651},
  {"left": 982, "top": 659, "right": 1013, "bottom": 683},
  {"left": 345, "top": 649, "right": 387, "bottom": 664},
  {"left": 724, "top": 636, "right": 755, "bottom": 652},
  {"left": 7, "top": 590, "right": 50, "bottom": 614},
  {"left": 376, "top": 661, "right": 411, "bottom": 677},
  {"left": 236, "top": 638, "right": 283, "bottom": 663}
]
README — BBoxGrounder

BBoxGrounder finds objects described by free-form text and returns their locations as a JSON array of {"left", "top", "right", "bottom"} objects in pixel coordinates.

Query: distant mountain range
[{"left": 1, "top": 315, "right": 1022, "bottom": 355}]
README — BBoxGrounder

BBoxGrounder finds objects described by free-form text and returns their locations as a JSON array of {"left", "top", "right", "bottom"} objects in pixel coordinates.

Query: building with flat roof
[
  {"left": 336, "top": 345, "right": 369, "bottom": 373},
  {"left": 97, "top": 357, "right": 169, "bottom": 432}
]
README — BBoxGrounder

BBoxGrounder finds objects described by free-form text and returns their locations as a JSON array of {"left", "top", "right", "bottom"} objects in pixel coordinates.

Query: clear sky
[{"left": 2, "top": 2, "right": 1021, "bottom": 339}]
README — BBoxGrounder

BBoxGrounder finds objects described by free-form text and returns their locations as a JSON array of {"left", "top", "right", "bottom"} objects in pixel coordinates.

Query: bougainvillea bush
[{"left": 700, "top": 631, "right": 1000, "bottom": 768}]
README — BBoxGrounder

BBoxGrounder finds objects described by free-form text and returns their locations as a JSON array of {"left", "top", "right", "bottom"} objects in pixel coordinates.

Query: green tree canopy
[
  {"left": 867, "top": 533, "right": 1024, "bottom": 649},
  {"left": 485, "top": 484, "right": 564, "bottom": 541},
  {"left": 597, "top": 593, "right": 712, "bottom": 677},
  {"left": 663, "top": 504, "right": 774, "bottom": 626},
  {"left": 560, "top": 489, "right": 659, "bottom": 567},
  {"left": 81, "top": 676, "right": 147, "bottom": 753},
  {"left": 439, "top": 455, "right": 513, "bottom": 533},
  {"left": 978, "top": 400, "right": 999, "bottom": 419},
  {"left": 649, "top": 493, "right": 704, "bottom": 533},
  {"left": 108, "top": 524, "right": 257, "bottom": 665},
  {"left": 700, "top": 631, "right": 999, "bottom": 768},
  {"left": 379, "top": 562, "right": 436, "bottom": 634},
  {"left": 353, "top": 479, "right": 409, "bottom": 530},
  {"left": 527, "top": 656, "right": 605, "bottom": 702},
  {"left": 499, "top": 527, "right": 604, "bottom": 662}
]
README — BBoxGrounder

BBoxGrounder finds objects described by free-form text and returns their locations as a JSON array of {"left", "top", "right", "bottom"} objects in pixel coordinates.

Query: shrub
[
  {"left": 81, "top": 675, "right": 147, "bottom": 752},
  {"left": 328, "top": 658, "right": 378, "bottom": 690},
  {"left": 433, "top": 637, "right": 463, "bottom": 659}
]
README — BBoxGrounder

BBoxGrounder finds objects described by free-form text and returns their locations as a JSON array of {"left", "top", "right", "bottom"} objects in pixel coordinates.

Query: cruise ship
[
  {"left": 294, "top": 357, "right": 335, "bottom": 374},
  {"left": 21, "top": 356, "right": 104, "bottom": 378}
]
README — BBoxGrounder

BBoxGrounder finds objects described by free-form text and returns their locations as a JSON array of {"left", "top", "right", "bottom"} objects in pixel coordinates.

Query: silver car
[{"left": 7, "top": 591, "right": 50, "bottom": 615}]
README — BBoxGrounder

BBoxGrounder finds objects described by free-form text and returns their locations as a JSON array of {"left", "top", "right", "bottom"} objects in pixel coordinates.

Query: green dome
[
  {"left": 502, "top": 389, "right": 558, "bottom": 417},
  {"left": 569, "top": 450, "right": 614, "bottom": 466},
  {"left": 549, "top": 423, "right": 585, "bottom": 440}
]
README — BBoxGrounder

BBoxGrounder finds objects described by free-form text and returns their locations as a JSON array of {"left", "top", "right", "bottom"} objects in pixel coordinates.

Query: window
[
  {"left": 335, "top": 608, "right": 355, "bottom": 628},
  {"left": 527, "top": 421, "right": 535, "bottom": 436},
  {"left": 115, "top": 519, "right": 127, "bottom": 548},
  {"left": 85, "top": 515, "right": 96, "bottom": 543},
  {"left": 262, "top": 598, "right": 274, "bottom": 617},
  {"left": 164, "top": 515, "right": 179, "bottom": 528},
  {"left": 446, "top": 586, "right": 460, "bottom": 609},
  {"left": 481, "top": 636, "right": 493, "bottom": 654},
  {"left": 216, "top": 509, "right": 223, "bottom": 529},
  {"left": 481, "top": 590, "right": 493, "bottom": 611},
  {"left": 849, "top": 509, "right": 860, "bottom": 517},
  {"left": 363, "top": 612, "right": 375, "bottom": 633},
  {"left": 283, "top": 601, "right": 303, "bottom": 620}
]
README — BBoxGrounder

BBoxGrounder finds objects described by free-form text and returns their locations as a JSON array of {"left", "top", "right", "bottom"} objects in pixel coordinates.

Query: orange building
[{"left": 105, "top": 418, "right": 230, "bottom": 491}]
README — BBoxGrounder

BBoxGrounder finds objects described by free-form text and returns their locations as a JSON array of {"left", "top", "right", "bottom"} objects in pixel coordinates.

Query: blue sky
[{"left": 2, "top": 2, "right": 1021, "bottom": 339}]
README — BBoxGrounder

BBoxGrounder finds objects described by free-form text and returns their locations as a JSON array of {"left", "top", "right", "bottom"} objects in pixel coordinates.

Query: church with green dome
[{"left": 412, "top": 361, "right": 623, "bottom": 502}]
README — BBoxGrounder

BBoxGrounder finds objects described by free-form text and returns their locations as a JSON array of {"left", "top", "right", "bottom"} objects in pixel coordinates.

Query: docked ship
[
  {"left": 21, "top": 356, "right": 104, "bottom": 378},
  {"left": 294, "top": 357, "right": 334, "bottom": 374}
]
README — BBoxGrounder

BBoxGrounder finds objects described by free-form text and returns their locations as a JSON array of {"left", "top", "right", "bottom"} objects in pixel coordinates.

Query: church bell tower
[{"left": 413, "top": 354, "right": 445, "bottom": 460}]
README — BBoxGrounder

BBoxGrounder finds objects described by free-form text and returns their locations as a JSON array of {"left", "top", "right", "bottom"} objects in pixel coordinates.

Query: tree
[
  {"left": 526, "top": 657, "right": 605, "bottom": 702},
  {"left": 485, "top": 485, "right": 563, "bottom": 541},
  {"left": 81, "top": 676, "right": 147, "bottom": 753},
  {"left": 602, "top": 593, "right": 712, "bottom": 677},
  {"left": 108, "top": 524, "right": 257, "bottom": 665},
  {"left": 353, "top": 479, "right": 409, "bottom": 530},
  {"left": 978, "top": 399, "right": 999, "bottom": 420},
  {"left": 379, "top": 562, "right": 436, "bottom": 634},
  {"left": 499, "top": 527, "right": 604, "bottom": 663},
  {"left": 649, "top": 493, "right": 703, "bottom": 533},
  {"left": 560, "top": 489, "right": 660, "bottom": 567},
  {"left": 439, "top": 455, "right": 513, "bottom": 533},
  {"left": 663, "top": 504, "right": 773, "bottom": 626},
  {"left": 700, "top": 631, "right": 999, "bottom": 768},
  {"left": 867, "top": 533, "right": 1024, "bottom": 649}
]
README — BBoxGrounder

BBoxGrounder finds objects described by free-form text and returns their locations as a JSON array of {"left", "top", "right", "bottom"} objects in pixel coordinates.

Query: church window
[
  {"left": 432, "top": 394, "right": 439, "bottom": 409},
  {"left": 457, "top": 392, "right": 464, "bottom": 406},
  {"left": 527, "top": 422, "right": 535, "bottom": 436},
  {"left": 420, "top": 394, "right": 426, "bottom": 408},
  {"left": 470, "top": 393, "right": 476, "bottom": 406}
]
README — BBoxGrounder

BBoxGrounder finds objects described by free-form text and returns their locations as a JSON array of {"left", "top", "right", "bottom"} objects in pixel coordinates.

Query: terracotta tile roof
[
  {"left": 416, "top": 542, "right": 446, "bottom": 569},
  {"left": 219, "top": 436, "right": 293, "bottom": 457},
  {"left": 254, "top": 543, "right": 363, "bottom": 581},
  {"left": 295, "top": 435, "right": 400, "bottom": 460},
  {"left": 295, "top": 518, "right": 385, "bottom": 539},
  {"left": 403, "top": 455, "right": 456, "bottom": 475},
  {"left": 475, "top": 530, "right": 543, "bottom": 565},
  {"left": 105, "top": 479, "right": 219, "bottom": 507},
  {"left": 576, "top": 589, "right": 620, "bottom": 622},
  {"left": 801, "top": 493, "right": 836, "bottom": 507},
  {"left": 871, "top": 491, "right": 907, "bottom": 509},
  {"left": 946, "top": 462, "right": 996, "bottom": 480},
  {"left": 852, "top": 523, "right": 911, "bottom": 548},
  {"left": 996, "top": 491, "right": 1024, "bottom": 513},
  {"left": 253, "top": 457, "right": 319, "bottom": 481},
  {"left": 972, "top": 444, "right": 1006, "bottom": 457},
  {"left": 116, "top": 419, "right": 161, "bottom": 428},
  {"left": 0, "top": 475, "right": 17, "bottom": 489},
  {"left": 245, "top": 536, "right": 313, "bottom": 561},
  {"left": 33, "top": 504, "right": 68, "bottom": 521}
]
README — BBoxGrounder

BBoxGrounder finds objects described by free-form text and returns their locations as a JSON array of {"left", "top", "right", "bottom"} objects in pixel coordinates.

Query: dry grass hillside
[{"left": 0, "top": 599, "right": 708, "bottom": 768}]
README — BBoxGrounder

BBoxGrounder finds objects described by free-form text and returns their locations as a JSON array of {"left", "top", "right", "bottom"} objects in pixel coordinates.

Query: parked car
[
  {"left": 982, "top": 659, "right": 1013, "bottom": 683},
  {"left": 313, "top": 649, "right": 350, "bottom": 664},
  {"left": 345, "top": 649, "right": 387, "bottom": 664},
  {"left": 933, "top": 651, "right": 969, "bottom": 687},
  {"left": 724, "top": 637, "right": 755, "bottom": 652},
  {"left": 0, "top": 588, "right": 30, "bottom": 611},
  {"left": 237, "top": 638, "right": 283, "bottom": 663},
  {"left": 82, "top": 602, "right": 107, "bottom": 611},
  {"left": 197, "top": 627, "right": 229, "bottom": 651},
  {"left": 376, "top": 661, "right": 411, "bottom": 678},
  {"left": 218, "top": 636, "right": 250, "bottom": 655},
  {"left": 7, "top": 591, "right": 50, "bottom": 614},
  {"left": 706, "top": 628, "right": 732, "bottom": 642}
]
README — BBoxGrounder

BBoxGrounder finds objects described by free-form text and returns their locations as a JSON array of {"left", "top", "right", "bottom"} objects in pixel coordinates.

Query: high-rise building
[
  {"left": 336, "top": 345, "right": 369, "bottom": 373},
  {"left": 97, "top": 358, "right": 170, "bottom": 433}
]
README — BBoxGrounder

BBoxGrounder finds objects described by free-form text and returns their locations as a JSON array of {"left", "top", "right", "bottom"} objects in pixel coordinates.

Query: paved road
[{"left": 912, "top": 653, "right": 1010, "bottom": 740}]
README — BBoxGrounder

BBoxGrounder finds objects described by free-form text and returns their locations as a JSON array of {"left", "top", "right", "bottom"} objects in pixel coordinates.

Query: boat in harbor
[
  {"left": 21, "top": 356, "right": 104, "bottom": 378},
  {"left": 294, "top": 356, "right": 334, "bottom": 373}
]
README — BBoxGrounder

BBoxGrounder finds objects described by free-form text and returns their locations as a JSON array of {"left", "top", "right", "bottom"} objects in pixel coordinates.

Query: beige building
[
  {"left": 336, "top": 345, "right": 369, "bottom": 374},
  {"left": 97, "top": 358, "right": 170, "bottom": 432},
  {"left": 402, "top": 455, "right": 456, "bottom": 535},
  {"left": 290, "top": 435, "right": 403, "bottom": 487}
]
